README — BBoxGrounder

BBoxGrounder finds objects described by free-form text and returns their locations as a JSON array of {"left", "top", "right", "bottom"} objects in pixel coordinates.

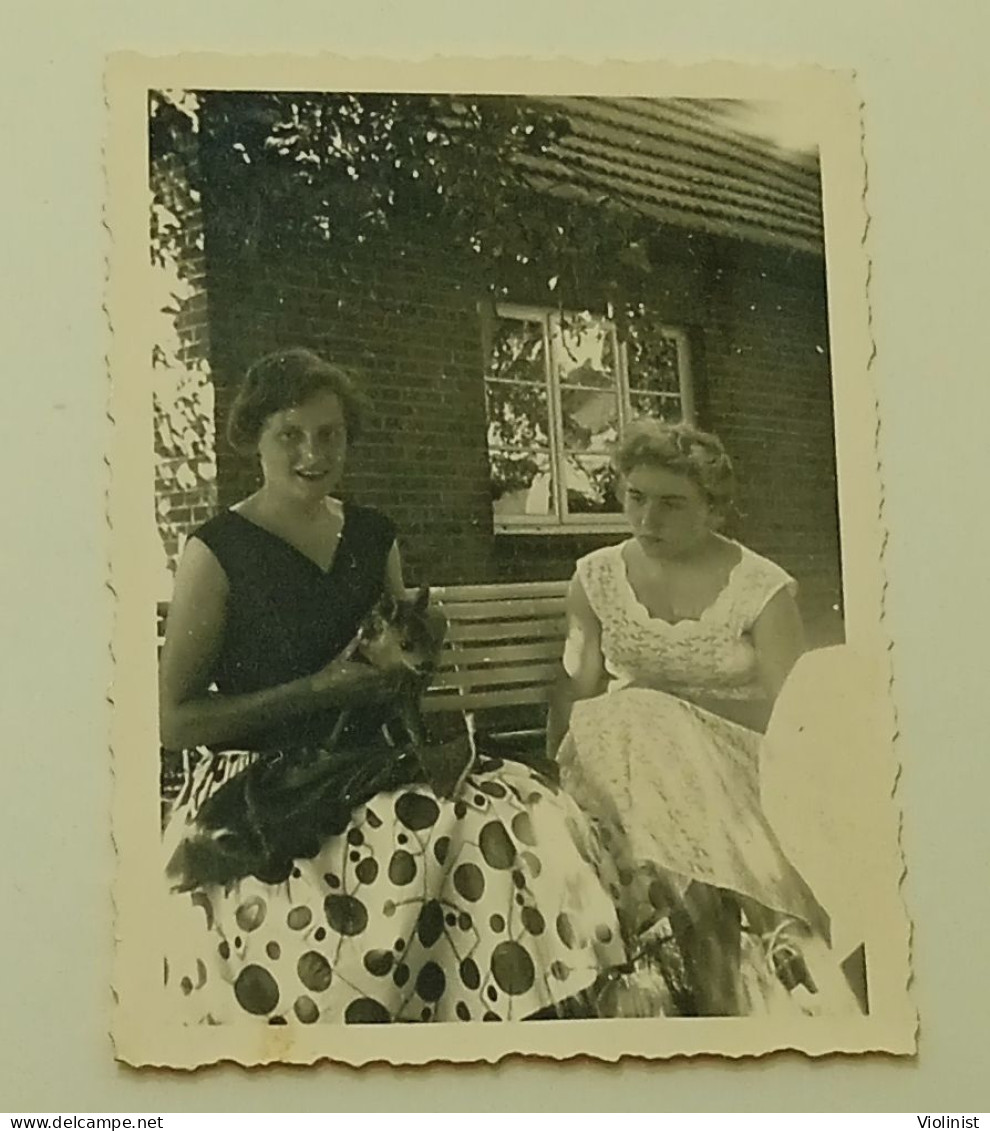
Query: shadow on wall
[{"left": 804, "top": 604, "right": 845, "bottom": 651}]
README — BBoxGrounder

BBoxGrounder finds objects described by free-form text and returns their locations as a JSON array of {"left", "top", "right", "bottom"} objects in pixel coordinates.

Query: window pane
[
  {"left": 485, "top": 316, "right": 556, "bottom": 521},
  {"left": 628, "top": 328, "right": 684, "bottom": 398},
  {"left": 562, "top": 453, "right": 622, "bottom": 516},
  {"left": 489, "top": 317, "right": 546, "bottom": 384},
  {"left": 629, "top": 390, "right": 684, "bottom": 423},
  {"left": 485, "top": 379, "right": 551, "bottom": 451},
  {"left": 560, "top": 386, "right": 620, "bottom": 453},
  {"left": 490, "top": 450, "right": 556, "bottom": 518},
  {"left": 553, "top": 312, "right": 619, "bottom": 390}
]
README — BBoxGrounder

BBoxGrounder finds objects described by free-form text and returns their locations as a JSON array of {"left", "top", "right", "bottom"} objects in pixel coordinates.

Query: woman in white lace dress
[{"left": 548, "top": 420, "right": 857, "bottom": 1017}]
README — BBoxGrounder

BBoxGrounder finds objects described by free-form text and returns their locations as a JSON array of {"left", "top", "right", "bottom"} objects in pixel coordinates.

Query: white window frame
[{"left": 483, "top": 302, "right": 696, "bottom": 535}]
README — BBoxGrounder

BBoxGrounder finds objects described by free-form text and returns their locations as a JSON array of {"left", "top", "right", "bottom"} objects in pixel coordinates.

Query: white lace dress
[{"left": 557, "top": 540, "right": 850, "bottom": 1013}]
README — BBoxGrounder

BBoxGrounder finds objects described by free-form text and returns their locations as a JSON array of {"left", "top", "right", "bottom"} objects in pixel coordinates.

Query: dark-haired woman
[
  {"left": 159, "top": 348, "right": 624, "bottom": 1026},
  {"left": 548, "top": 420, "right": 858, "bottom": 1017}
]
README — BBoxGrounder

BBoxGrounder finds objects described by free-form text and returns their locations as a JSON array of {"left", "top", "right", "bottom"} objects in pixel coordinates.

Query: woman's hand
[
  {"left": 309, "top": 658, "right": 404, "bottom": 706},
  {"left": 751, "top": 587, "right": 806, "bottom": 701}
]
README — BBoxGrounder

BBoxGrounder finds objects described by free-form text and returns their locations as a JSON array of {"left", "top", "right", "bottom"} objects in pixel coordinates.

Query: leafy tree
[{"left": 148, "top": 90, "right": 666, "bottom": 301}]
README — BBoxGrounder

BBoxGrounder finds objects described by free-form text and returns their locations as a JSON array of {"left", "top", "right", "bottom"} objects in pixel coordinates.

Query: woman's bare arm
[
  {"left": 751, "top": 586, "right": 806, "bottom": 700},
  {"left": 678, "top": 586, "right": 806, "bottom": 733},
  {"left": 545, "top": 575, "right": 608, "bottom": 759},
  {"left": 158, "top": 538, "right": 391, "bottom": 751}
]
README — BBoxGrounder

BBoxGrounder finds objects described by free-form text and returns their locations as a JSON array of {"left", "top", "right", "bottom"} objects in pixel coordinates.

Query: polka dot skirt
[{"left": 162, "top": 756, "right": 627, "bottom": 1024}]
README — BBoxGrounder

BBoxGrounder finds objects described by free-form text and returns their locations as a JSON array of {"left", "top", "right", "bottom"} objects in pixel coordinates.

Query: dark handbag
[
  {"left": 166, "top": 741, "right": 427, "bottom": 890},
  {"left": 166, "top": 717, "right": 479, "bottom": 891}
]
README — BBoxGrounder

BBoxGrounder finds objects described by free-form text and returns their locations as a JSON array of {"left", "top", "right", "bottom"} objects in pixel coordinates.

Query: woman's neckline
[
  {"left": 616, "top": 536, "right": 747, "bottom": 628},
  {"left": 226, "top": 497, "right": 348, "bottom": 576}
]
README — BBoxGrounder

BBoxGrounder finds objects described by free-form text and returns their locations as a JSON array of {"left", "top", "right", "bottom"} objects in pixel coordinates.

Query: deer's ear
[
  {"left": 414, "top": 585, "right": 431, "bottom": 612},
  {"left": 379, "top": 592, "right": 398, "bottom": 619}
]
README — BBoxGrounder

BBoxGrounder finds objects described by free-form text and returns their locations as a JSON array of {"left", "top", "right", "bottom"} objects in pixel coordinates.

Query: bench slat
[
  {"left": 430, "top": 661, "right": 561, "bottom": 691},
  {"left": 445, "top": 617, "right": 566, "bottom": 643},
  {"left": 439, "top": 640, "right": 563, "bottom": 668},
  {"left": 435, "top": 597, "right": 567, "bottom": 621},
  {"left": 422, "top": 685, "right": 553, "bottom": 712},
  {"left": 425, "top": 581, "right": 568, "bottom": 602}
]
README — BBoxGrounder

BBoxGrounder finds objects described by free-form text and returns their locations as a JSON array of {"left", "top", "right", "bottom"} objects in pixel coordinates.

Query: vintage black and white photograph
[{"left": 107, "top": 56, "right": 912, "bottom": 1066}]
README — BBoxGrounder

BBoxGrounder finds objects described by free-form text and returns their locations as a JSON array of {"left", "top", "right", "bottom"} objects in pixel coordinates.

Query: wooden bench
[
  {"left": 419, "top": 580, "right": 568, "bottom": 748},
  {"left": 156, "top": 578, "right": 568, "bottom": 751}
]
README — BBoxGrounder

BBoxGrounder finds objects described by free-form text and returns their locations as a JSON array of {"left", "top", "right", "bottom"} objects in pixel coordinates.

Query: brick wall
[
  {"left": 204, "top": 241, "right": 496, "bottom": 580},
  {"left": 702, "top": 243, "right": 843, "bottom": 642},
  {"left": 151, "top": 139, "right": 218, "bottom": 583},
  {"left": 200, "top": 210, "right": 843, "bottom": 646}
]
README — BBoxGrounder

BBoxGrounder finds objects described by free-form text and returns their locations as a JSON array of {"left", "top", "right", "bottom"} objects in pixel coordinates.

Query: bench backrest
[
  {"left": 155, "top": 578, "right": 569, "bottom": 725},
  {"left": 419, "top": 581, "right": 567, "bottom": 722}
]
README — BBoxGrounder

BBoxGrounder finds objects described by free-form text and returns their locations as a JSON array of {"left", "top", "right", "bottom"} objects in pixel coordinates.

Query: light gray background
[{"left": 3, "top": 0, "right": 988, "bottom": 1113}]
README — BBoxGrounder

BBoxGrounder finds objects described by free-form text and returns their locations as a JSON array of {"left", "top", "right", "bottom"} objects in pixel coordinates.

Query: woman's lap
[
  {"left": 559, "top": 688, "right": 829, "bottom": 938},
  {"left": 163, "top": 758, "right": 626, "bottom": 1024}
]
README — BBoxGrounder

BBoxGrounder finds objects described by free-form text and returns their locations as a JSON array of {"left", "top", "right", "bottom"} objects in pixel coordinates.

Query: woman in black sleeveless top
[{"left": 159, "top": 348, "right": 624, "bottom": 1025}]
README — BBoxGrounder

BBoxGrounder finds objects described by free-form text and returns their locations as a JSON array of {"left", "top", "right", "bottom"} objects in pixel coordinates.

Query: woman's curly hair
[
  {"left": 226, "top": 347, "right": 369, "bottom": 454},
  {"left": 611, "top": 418, "right": 737, "bottom": 515}
]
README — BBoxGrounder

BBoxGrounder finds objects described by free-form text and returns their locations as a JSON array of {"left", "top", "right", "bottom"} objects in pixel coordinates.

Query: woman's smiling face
[{"left": 256, "top": 389, "right": 348, "bottom": 501}]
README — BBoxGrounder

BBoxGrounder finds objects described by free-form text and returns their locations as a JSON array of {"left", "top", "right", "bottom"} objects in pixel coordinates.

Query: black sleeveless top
[{"left": 191, "top": 502, "right": 396, "bottom": 752}]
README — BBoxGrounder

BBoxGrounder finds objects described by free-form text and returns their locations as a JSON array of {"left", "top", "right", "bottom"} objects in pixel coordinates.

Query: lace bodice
[{"left": 575, "top": 540, "right": 797, "bottom": 701}]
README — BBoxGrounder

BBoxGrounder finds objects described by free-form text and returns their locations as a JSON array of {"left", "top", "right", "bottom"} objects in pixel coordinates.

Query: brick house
[{"left": 154, "top": 96, "right": 844, "bottom": 646}]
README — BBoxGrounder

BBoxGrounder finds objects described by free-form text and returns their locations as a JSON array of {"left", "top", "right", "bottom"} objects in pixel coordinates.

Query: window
[{"left": 483, "top": 303, "right": 695, "bottom": 533}]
